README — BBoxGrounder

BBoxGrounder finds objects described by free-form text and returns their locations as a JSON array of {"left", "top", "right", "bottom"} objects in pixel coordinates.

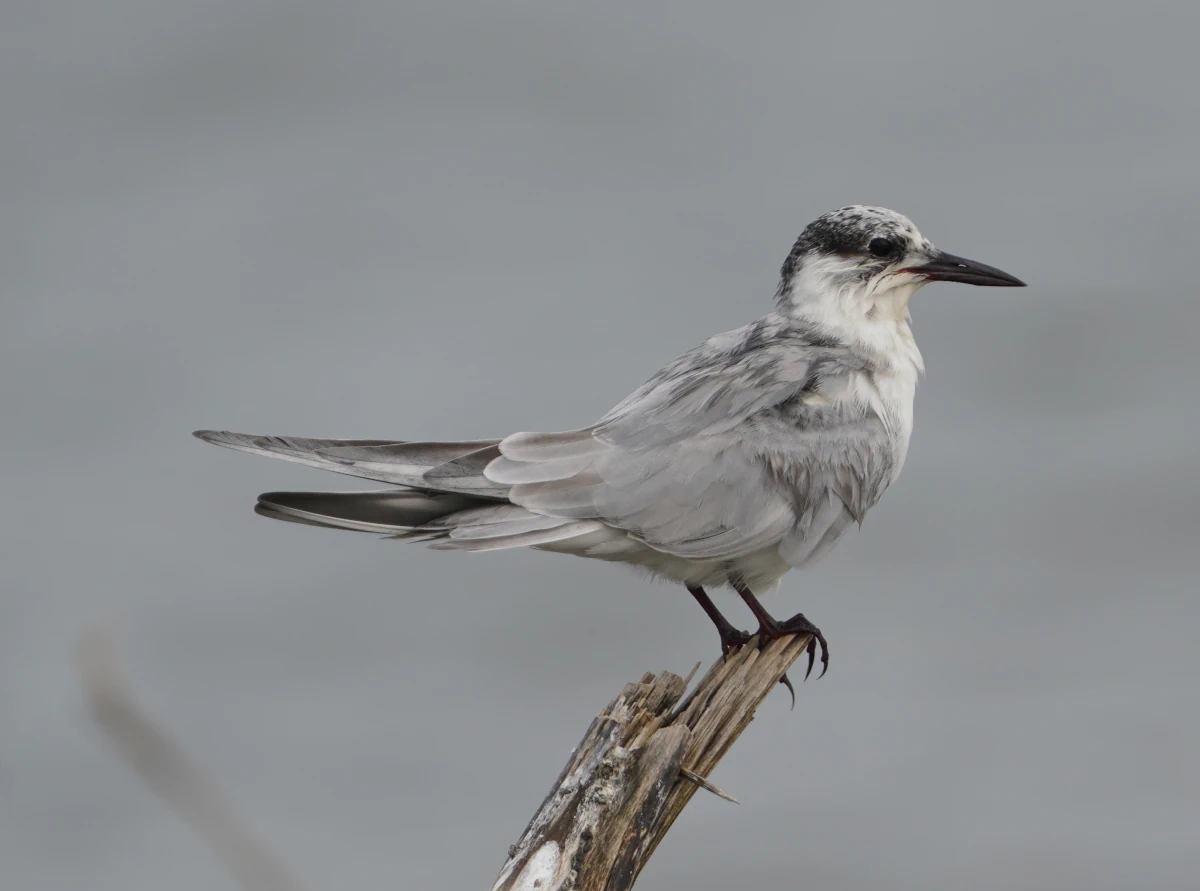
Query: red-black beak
[{"left": 908, "top": 250, "right": 1026, "bottom": 287}]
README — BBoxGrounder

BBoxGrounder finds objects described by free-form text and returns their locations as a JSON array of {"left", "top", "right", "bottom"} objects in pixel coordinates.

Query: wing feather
[
  {"left": 315, "top": 441, "right": 509, "bottom": 498},
  {"left": 194, "top": 430, "right": 508, "bottom": 497},
  {"left": 481, "top": 317, "right": 887, "bottom": 563}
]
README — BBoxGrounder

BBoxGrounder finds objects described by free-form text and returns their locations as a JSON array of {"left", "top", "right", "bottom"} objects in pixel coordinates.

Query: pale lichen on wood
[{"left": 493, "top": 632, "right": 813, "bottom": 891}]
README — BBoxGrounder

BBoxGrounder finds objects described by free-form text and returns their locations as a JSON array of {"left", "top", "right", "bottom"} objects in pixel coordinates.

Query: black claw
[
  {"left": 719, "top": 627, "right": 752, "bottom": 660},
  {"left": 726, "top": 577, "right": 830, "bottom": 702},
  {"left": 778, "top": 672, "right": 796, "bottom": 710},
  {"left": 777, "top": 612, "right": 829, "bottom": 680}
]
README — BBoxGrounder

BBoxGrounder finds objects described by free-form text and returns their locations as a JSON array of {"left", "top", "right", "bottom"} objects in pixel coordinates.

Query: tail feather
[
  {"left": 256, "top": 490, "right": 478, "bottom": 534},
  {"left": 254, "top": 503, "right": 349, "bottom": 530}
]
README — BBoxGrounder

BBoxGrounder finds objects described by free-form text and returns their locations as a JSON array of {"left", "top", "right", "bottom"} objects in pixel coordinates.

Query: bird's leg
[
  {"left": 686, "top": 585, "right": 752, "bottom": 657},
  {"left": 728, "top": 576, "right": 829, "bottom": 682}
]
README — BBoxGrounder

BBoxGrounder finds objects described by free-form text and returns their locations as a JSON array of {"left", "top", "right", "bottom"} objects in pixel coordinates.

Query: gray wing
[
  {"left": 193, "top": 431, "right": 509, "bottom": 498},
  {"left": 485, "top": 318, "right": 891, "bottom": 565}
]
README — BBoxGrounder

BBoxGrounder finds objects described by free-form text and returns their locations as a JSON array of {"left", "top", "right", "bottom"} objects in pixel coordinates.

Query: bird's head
[{"left": 776, "top": 205, "right": 1024, "bottom": 320}]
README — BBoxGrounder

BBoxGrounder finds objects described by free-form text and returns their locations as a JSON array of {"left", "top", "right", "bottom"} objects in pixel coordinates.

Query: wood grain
[{"left": 493, "top": 632, "right": 813, "bottom": 891}]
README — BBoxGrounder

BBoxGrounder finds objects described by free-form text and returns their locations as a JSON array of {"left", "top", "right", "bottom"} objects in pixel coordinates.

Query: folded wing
[{"left": 486, "top": 319, "right": 887, "bottom": 565}]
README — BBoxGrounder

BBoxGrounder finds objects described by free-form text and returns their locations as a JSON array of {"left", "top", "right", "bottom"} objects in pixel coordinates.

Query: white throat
[
  {"left": 782, "top": 255, "right": 927, "bottom": 375},
  {"left": 780, "top": 253, "right": 927, "bottom": 480}
]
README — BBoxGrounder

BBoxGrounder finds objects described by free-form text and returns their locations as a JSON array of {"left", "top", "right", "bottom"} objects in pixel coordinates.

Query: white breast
[
  {"left": 871, "top": 362, "right": 920, "bottom": 477},
  {"left": 791, "top": 276, "right": 926, "bottom": 481}
]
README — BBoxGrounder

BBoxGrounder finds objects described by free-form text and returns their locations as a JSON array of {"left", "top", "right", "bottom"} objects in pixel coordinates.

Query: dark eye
[{"left": 867, "top": 237, "right": 897, "bottom": 258}]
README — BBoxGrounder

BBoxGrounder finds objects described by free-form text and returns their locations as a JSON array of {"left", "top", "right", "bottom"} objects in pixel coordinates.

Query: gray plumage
[{"left": 196, "top": 205, "right": 1024, "bottom": 596}]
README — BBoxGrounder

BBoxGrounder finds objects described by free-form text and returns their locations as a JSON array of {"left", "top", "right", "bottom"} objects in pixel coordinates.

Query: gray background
[{"left": 4, "top": 2, "right": 1198, "bottom": 889}]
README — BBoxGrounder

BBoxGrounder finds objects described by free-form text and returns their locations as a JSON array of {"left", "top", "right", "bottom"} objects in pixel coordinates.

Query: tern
[{"left": 196, "top": 206, "right": 1024, "bottom": 685}]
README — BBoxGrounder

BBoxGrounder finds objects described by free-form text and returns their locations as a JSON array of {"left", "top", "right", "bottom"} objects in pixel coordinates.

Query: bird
[{"left": 195, "top": 205, "right": 1024, "bottom": 687}]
